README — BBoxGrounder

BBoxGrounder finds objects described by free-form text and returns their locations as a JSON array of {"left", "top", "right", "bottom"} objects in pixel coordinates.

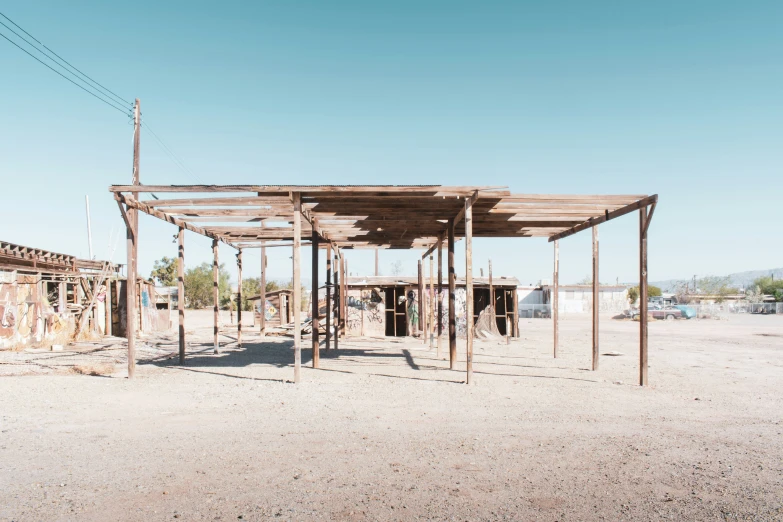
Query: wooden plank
[
  {"left": 592, "top": 226, "right": 599, "bottom": 371},
  {"left": 311, "top": 229, "right": 319, "bottom": 368},
  {"left": 553, "top": 240, "right": 559, "bottom": 358},
  {"left": 111, "top": 185, "right": 507, "bottom": 195},
  {"left": 374, "top": 248, "right": 379, "bottom": 276},
  {"left": 213, "top": 239, "right": 220, "bottom": 354},
  {"left": 465, "top": 197, "right": 474, "bottom": 384},
  {"left": 448, "top": 219, "right": 456, "bottom": 369},
  {"left": 640, "top": 207, "right": 648, "bottom": 386},
  {"left": 145, "top": 196, "right": 291, "bottom": 207},
  {"left": 451, "top": 191, "right": 479, "bottom": 226},
  {"left": 178, "top": 227, "right": 185, "bottom": 364},
  {"left": 293, "top": 193, "right": 302, "bottom": 383},
  {"left": 548, "top": 195, "right": 658, "bottom": 242}
]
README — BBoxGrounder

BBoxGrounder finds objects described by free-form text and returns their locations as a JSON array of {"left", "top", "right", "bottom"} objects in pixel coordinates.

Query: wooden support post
[
  {"left": 437, "top": 238, "right": 443, "bottom": 358},
  {"left": 212, "top": 239, "right": 220, "bottom": 354},
  {"left": 177, "top": 227, "right": 185, "bottom": 364},
  {"left": 260, "top": 223, "right": 266, "bottom": 336},
  {"left": 104, "top": 278, "right": 112, "bottom": 336},
  {"left": 341, "top": 256, "right": 347, "bottom": 336},
  {"left": 592, "top": 226, "right": 599, "bottom": 371},
  {"left": 489, "top": 259, "right": 494, "bottom": 312},
  {"left": 640, "top": 207, "right": 648, "bottom": 386},
  {"left": 292, "top": 193, "right": 302, "bottom": 382},
  {"left": 553, "top": 240, "right": 559, "bottom": 358},
  {"left": 325, "top": 243, "right": 332, "bottom": 351},
  {"left": 418, "top": 259, "right": 424, "bottom": 339},
  {"left": 334, "top": 252, "right": 340, "bottom": 350},
  {"left": 512, "top": 287, "right": 519, "bottom": 337},
  {"left": 429, "top": 254, "right": 434, "bottom": 348},
  {"left": 237, "top": 248, "right": 243, "bottom": 348},
  {"left": 465, "top": 197, "right": 474, "bottom": 384},
  {"left": 311, "top": 230, "right": 319, "bottom": 368},
  {"left": 448, "top": 218, "right": 456, "bottom": 369},
  {"left": 375, "top": 247, "right": 379, "bottom": 276},
  {"left": 126, "top": 98, "right": 140, "bottom": 379}
]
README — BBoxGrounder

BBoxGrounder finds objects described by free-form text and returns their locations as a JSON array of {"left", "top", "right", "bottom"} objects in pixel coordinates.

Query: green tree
[
  {"left": 183, "top": 262, "right": 231, "bottom": 309},
  {"left": 239, "top": 277, "right": 261, "bottom": 311},
  {"left": 752, "top": 276, "right": 783, "bottom": 301},
  {"left": 150, "top": 256, "right": 176, "bottom": 286},
  {"left": 628, "top": 285, "right": 662, "bottom": 304},
  {"left": 697, "top": 276, "right": 738, "bottom": 302}
]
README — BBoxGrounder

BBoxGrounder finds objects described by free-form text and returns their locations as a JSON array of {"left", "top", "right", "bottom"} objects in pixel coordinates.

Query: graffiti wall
[
  {"left": 346, "top": 288, "right": 386, "bottom": 336},
  {"left": 0, "top": 270, "right": 75, "bottom": 350}
]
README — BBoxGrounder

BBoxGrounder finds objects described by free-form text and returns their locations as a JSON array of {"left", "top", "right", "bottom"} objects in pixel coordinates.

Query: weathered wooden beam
[
  {"left": 592, "top": 226, "right": 599, "bottom": 371},
  {"left": 437, "top": 236, "right": 443, "bottom": 358},
  {"left": 293, "top": 192, "right": 302, "bottom": 383},
  {"left": 115, "top": 192, "right": 239, "bottom": 248},
  {"left": 448, "top": 219, "right": 456, "bottom": 369},
  {"left": 213, "top": 239, "right": 220, "bottom": 354},
  {"left": 111, "top": 184, "right": 508, "bottom": 195},
  {"left": 453, "top": 190, "right": 479, "bottom": 227},
  {"left": 465, "top": 196, "right": 474, "bottom": 385},
  {"left": 640, "top": 207, "right": 649, "bottom": 386},
  {"left": 553, "top": 240, "right": 559, "bottom": 358},
  {"left": 178, "top": 227, "right": 185, "bottom": 364},
  {"left": 237, "top": 248, "right": 243, "bottom": 348},
  {"left": 311, "top": 229, "right": 320, "bottom": 368},
  {"left": 325, "top": 243, "right": 332, "bottom": 351},
  {"left": 548, "top": 195, "right": 658, "bottom": 242}
]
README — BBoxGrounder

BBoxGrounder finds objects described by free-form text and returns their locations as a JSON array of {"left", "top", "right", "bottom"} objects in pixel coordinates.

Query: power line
[
  {"left": 0, "top": 12, "right": 131, "bottom": 107},
  {"left": 142, "top": 118, "right": 206, "bottom": 184},
  {"left": 0, "top": 31, "right": 130, "bottom": 116}
]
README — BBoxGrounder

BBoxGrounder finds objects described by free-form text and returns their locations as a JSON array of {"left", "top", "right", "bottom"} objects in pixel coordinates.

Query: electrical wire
[
  {"left": 0, "top": 12, "right": 131, "bottom": 107},
  {"left": 0, "top": 31, "right": 131, "bottom": 116},
  {"left": 142, "top": 118, "right": 206, "bottom": 184}
]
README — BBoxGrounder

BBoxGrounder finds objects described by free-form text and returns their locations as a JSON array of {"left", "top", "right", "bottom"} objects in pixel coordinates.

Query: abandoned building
[
  {"left": 249, "top": 289, "right": 295, "bottom": 328},
  {"left": 0, "top": 240, "right": 118, "bottom": 350},
  {"left": 343, "top": 275, "right": 520, "bottom": 337}
]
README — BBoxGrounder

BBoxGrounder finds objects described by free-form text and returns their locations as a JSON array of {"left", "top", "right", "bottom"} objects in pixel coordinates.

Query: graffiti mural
[
  {"left": 264, "top": 299, "right": 277, "bottom": 321},
  {"left": 1, "top": 270, "right": 74, "bottom": 350},
  {"left": 346, "top": 288, "right": 386, "bottom": 336}
]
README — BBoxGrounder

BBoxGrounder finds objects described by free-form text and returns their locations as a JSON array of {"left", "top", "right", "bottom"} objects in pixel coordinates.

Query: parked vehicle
[
  {"left": 650, "top": 306, "right": 682, "bottom": 320},
  {"left": 673, "top": 305, "right": 696, "bottom": 319}
]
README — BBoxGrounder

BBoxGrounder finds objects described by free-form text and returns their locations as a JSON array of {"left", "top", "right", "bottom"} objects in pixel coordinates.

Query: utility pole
[{"left": 127, "top": 99, "right": 140, "bottom": 378}]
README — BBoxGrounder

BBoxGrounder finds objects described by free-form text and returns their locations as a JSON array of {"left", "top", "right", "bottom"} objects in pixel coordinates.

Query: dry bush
[{"left": 71, "top": 363, "right": 115, "bottom": 376}]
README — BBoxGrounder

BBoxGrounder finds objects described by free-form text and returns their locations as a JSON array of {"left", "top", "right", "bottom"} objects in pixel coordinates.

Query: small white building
[{"left": 518, "top": 284, "right": 630, "bottom": 316}]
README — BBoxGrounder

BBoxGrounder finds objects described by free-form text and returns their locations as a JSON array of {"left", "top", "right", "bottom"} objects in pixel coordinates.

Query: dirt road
[{"left": 1, "top": 311, "right": 781, "bottom": 520}]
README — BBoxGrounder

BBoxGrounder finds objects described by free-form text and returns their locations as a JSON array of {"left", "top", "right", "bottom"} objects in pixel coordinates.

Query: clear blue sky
[{"left": 1, "top": 1, "right": 781, "bottom": 286}]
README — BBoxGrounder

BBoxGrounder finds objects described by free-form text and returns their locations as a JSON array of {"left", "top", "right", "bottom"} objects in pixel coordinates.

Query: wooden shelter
[
  {"left": 113, "top": 101, "right": 655, "bottom": 385},
  {"left": 111, "top": 182, "right": 656, "bottom": 386},
  {"left": 247, "top": 289, "right": 294, "bottom": 328}
]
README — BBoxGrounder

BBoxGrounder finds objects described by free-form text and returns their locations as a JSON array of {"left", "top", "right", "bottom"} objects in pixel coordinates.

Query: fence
[{"left": 655, "top": 302, "right": 781, "bottom": 320}]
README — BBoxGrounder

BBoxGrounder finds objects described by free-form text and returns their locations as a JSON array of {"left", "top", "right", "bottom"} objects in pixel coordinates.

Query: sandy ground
[{"left": 1, "top": 310, "right": 782, "bottom": 521}]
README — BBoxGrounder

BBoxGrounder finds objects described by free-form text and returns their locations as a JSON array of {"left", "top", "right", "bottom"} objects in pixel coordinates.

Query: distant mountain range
[{"left": 652, "top": 268, "right": 783, "bottom": 292}]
